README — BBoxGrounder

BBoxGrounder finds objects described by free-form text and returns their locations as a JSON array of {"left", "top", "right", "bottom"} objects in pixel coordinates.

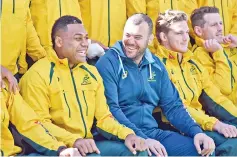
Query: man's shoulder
[
  {"left": 150, "top": 52, "right": 162, "bottom": 62},
  {"left": 192, "top": 45, "right": 208, "bottom": 56},
  {"left": 102, "top": 48, "right": 119, "bottom": 60},
  {"left": 30, "top": 57, "right": 51, "bottom": 71},
  {"left": 81, "top": 63, "right": 100, "bottom": 76},
  {"left": 23, "top": 57, "right": 51, "bottom": 80},
  {"left": 150, "top": 52, "right": 166, "bottom": 71}
]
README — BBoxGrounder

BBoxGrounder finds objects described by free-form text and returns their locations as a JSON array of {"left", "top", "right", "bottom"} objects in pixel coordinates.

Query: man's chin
[
  {"left": 75, "top": 59, "right": 87, "bottom": 64},
  {"left": 126, "top": 53, "right": 137, "bottom": 59},
  {"left": 214, "top": 36, "right": 224, "bottom": 43},
  {"left": 217, "top": 38, "right": 224, "bottom": 44},
  {"left": 176, "top": 48, "right": 188, "bottom": 53},
  {"left": 124, "top": 50, "right": 135, "bottom": 57}
]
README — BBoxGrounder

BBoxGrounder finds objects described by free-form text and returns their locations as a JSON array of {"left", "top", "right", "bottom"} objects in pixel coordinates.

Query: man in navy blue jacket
[{"left": 96, "top": 13, "right": 215, "bottom": 156}]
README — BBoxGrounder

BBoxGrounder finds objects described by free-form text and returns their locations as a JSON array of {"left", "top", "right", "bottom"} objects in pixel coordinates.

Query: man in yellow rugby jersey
[
  {"left": 0, "top": 66, "right": 80, "bottom": 156},
  {"left": 191, "top": 6, "right": 237, "bottom": 105}
]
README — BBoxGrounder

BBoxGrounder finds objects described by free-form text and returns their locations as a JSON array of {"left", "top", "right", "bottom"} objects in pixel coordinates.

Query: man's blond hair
[{"left": 155, "top": 10, "right": 187, "bottom": 43}]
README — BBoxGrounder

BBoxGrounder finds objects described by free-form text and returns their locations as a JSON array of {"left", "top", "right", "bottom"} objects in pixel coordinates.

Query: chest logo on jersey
[
  {"left": 81, "top": 74, "right": 91, "bottom": 85},
  {"left": 230, "top": 48, "right": 237, "bottom": 57},
  {"left": 148, "top": 71, "right": 156, "bottom": 82},
  {"left": 190, "top": 66, "right": 197, "bottom": 75}
]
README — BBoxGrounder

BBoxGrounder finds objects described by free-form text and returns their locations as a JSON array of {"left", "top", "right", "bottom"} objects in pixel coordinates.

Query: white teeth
[{"left": 127, "top": 47, "right": 136, "bottom": 50}]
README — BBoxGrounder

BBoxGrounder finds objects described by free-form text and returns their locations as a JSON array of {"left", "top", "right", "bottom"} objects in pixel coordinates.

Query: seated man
[
  {"left": 0, "top": 66, "right": 80, "bottom": 156},
  {"left": 191, "top": 6, "right": 237, "bottom": 105},
  {"left": 155, "top": 9, "right": 237, "bottom": 156},
  {"left": 95, "top": 13, "right": 215, "bottom": 156},
  {"left": 19, "top": 15, "right": 147, "bottom": 156}
]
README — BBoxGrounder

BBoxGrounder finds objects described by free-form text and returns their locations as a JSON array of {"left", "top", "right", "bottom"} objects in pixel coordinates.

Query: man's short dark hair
[
  {"left": 51, "top": 15, "right": 82, "bottom": 48},
  {"left": 191, "top": 6, "right": 219, "bottom": 29},
  {"left": 127, "top": 13, "right": 153, "bottom": 35}
]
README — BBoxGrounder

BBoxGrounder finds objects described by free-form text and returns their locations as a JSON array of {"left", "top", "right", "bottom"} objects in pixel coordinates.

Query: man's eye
[
  {"left": 135, "top": 37, "right": 141, "bottom": 40},
  {"left": 211, "top": 23, "right": 217, "bottom": 26},
  {"left": 75, "top": 37, "right": 82, "bottom": 40}
]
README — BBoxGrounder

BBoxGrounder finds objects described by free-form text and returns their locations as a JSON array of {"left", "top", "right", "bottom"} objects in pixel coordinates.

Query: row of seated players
[{"left": 2, "top": 6, "right": 237, "bottom": 156}]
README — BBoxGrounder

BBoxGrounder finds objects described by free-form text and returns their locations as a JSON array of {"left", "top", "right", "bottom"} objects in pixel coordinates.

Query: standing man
[
  {"left": 96, "top": 13, "right": 215, "bottom": 156},
  {"left": 1, "top": 0, "right": 46, "bottom": 80},
  {"left": 19, "top": 15, "right": 148, "bottom": 156}
]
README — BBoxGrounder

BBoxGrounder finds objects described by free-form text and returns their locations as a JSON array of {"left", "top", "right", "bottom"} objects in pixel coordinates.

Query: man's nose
[
  {"left": 81, "top": 38, "right": 89, "bottom": 47},
  {"left": 127, "top": 36, "right": 135, "bottom": 44},
  {"left": 217, "top": 23, "right": 223, "bottom": 32}
]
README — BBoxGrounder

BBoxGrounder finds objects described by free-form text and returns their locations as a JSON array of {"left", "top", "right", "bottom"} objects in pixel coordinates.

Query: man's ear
[
  {"left": 148, "top": 34, "right": 154, "bottom": 45},
  {"left": 194, "top": 26, "right": 203, "bottom": 37},
  {"left": 160, "top": 32, "right": 168, "bottom": 42},
  {"left": 55, "top": 36, "right": 63, "bottom": 47}
]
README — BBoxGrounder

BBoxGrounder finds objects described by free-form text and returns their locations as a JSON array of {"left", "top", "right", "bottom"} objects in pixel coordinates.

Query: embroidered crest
[
  {"left": 81, "top": 74, "right": 91, "bottom": 85},
  {"left": 190, "top": 66, "right": 197, "bottom": 75},
  {"left": 229, "top": 48, "right": 237, "bottom": 57}
]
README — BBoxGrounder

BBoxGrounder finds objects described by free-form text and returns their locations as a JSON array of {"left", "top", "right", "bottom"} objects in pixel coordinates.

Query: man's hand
[
  {"left": 87, "top": 43, "right": 105, "bottom": 59},
  {"left": 203, "top": 39, "right": 223, "bottom": 53},
  {"left": 213, "top": 120, "right": 237, "bottom": 138},
  {"left": 0, "top": 65, "right": 19, "bottom": 94},
  {"left": 73, "top": 138, "right": 100, "bottom": 156},
  {"left": 145, "top": 138, "right": 167, "bottom": 157},
  {"left": 124, "top": 134, "right": 147, "bottom": 155},
  {"left": 59, "top": 148, "right": 81, "bottom": 157},
  {"left": 194, "top": 133, "right": 215, "bottom": 156},
  {"left": 223, "top": 34, "right": 237, "bottom": 48},
  {"left": 87, "top": 39, "right": 109, "bottom": 59}
]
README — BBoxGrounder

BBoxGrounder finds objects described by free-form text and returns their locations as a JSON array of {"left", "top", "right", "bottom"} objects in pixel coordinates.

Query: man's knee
[
  {"left": 136, "top": 151, "right": 149, "bottom": 156},
  {"left": 205, "top": 131, "right": 237, "bottom": 156},
  {"left": 87, "top": 153, "right": 101, "bottom": 156},
  {"left": 216, "top": 138, "right": 237, "bottom": 156},
  {"left": 160, "top": 132, "right": 199, "bottom": 156}
]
